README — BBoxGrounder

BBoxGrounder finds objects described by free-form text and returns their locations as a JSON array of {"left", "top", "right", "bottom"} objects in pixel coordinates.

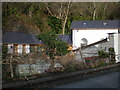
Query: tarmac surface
[
  {"left": 56, "top": 71, "right": 119, "bottom": 88},
  {"left": 28, "top": 66, "right": 119, "bottom": 89}
]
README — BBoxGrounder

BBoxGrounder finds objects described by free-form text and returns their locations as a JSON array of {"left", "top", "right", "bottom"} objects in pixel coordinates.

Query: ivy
[
  {"left": 48, "top": 16, "right": 62, "bottom": 34},
  {"left": 2, "top": 45, "right": 8, "bottom": 60},
  {"left": 98, "top": 50, "right": 109, "bottom": 58}
]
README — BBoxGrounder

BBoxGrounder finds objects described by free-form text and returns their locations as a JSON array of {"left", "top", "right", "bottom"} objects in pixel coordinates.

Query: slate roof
[
  {"left": 70, "top": 20, "right": 120, "bottom": 29},
  {"left": 2, "top": 32, "right": 72, "bottom": 45},
  {"left": 57, "top": 34, "right": 72, "bottom": 45},
  {"left": 2, "top": 32, "right": 42, "bottom": 44}
]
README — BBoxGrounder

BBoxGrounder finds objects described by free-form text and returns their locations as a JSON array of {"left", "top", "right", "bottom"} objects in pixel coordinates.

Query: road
[
  {"left": 13, "top": 67, "right": 119, "bottom": 89},
  {"left": 55, "top": 71, "right": 119, "bottom": 88}
]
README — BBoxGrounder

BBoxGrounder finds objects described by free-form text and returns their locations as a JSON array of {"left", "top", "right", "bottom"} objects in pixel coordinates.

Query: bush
[
  {"left": 2, "top": 44, "right": 8, "bottom": 60},
  {"left": 58, "top": 53, "right": 87, "bottom": 73},
  {"left": 108, "top": 48, "right": 115, "bottom": 60},
  {"left": 98, "top": 50, "right": 109, "bottom": 58}
]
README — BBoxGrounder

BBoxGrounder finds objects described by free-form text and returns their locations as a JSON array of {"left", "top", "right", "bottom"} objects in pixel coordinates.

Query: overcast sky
[{"left": 78, "top": 30, "right": 118, "bottom": 45}]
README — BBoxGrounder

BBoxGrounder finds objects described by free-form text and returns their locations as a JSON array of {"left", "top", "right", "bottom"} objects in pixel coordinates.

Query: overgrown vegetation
[
  {"left": 2, "top": 2, "right": 119, "bottom": 82},
  {"left": 2, "top": 45, "right": 8, "bottom": 60},
  {"left": 98, "top": 50, "right": 109, "bottom": 58},
  {"left": 98, "top": 48, "right": 115, "bottom": 60},
  {"left": 2, "top": 2, "right": 120, "bottom": 34},
  {"left": 48, "top": 16, "right": 62, "bottom": 34},
  {"left": 108, "top": 47, "right": 115, "bottom": 60},
  {"left": 37, "top": 32, "right": 69, "bottom": 68}
]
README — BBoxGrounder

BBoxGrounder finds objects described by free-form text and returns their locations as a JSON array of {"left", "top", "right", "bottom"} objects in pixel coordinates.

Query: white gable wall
[
  {"left": 72, "top": 30, "right": 81, "bottom": 50},
  {"left": 72, "top": 29, "right": 118, "bottom": 50},
  {"left": 72, "top": 28, "right": 119, "bottom": 63}
]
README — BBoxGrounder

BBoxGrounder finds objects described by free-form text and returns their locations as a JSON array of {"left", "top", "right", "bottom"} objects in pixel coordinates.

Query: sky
[{"left": 78, "top": 30, "right": 118, "bottom": 45}]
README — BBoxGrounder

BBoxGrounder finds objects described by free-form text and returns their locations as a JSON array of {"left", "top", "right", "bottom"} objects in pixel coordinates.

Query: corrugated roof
[
  {"left": 70, "top": 20, "right": 120, "bottom": 29},
  {"left": 2, "top": 32, "right": 42, "bottom": 44}
]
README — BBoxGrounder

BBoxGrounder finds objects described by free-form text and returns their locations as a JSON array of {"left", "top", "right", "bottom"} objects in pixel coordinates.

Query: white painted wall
[
  {"left": 18, "top": 44, "right": 23, "bottom": 54},
  {"left": 17, "top": 44, "right": 30, "bottom": 54},
  {"left": 8, "top": 44, "right": 13, "bottom": 53},
  {"left": 72, "top": 29, "right": 118, "bottom": 50},
  {"left": 114, "top": 34, "right": 120, "bottom": 63},
  {"left": 25, "top": 45, "right": 30, "bottom": 53},
  {"left": 8, "top": 44, "right": 30, "bottom": 54}
]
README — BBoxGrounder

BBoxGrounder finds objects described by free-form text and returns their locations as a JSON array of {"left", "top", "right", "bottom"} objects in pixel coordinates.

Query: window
[
  {"left": 8, "top": 44, "right": 13, "bottom": 53},
  {"left": 18, "top": 45, "right": 23, "bottom": 54},
  {"left": 26, "top": 45, "right": 30, "bottom": 53},
  {"left": 83, "top": 22, "right": 87, "bottom": 25},
  {"left": 103, "top": 22, "right": 108, "bottom": 26}
]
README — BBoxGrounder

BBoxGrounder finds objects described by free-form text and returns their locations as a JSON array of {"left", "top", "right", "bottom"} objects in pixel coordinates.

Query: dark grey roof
[
  {"left": 57, "top": 34, "right": 72, "bottom": 45},
  {"left": 2, "top": 32, "right": 72, "bottom": 45},
  {"left": 2, "top": 32, "right": 42, "bottom": 44},
  {"left": 70, "top": 20, "right": 120, "bottom": 29}
]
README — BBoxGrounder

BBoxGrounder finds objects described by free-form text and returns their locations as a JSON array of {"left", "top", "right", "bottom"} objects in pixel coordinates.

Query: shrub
[
  {"left": 2, "top": 44, "right": 8, "bottom": 60},
  {"left": 58, "top": 53, "right": 87, "bottom": 72},
  {"left": 98, "top": 50, "right": 109, "bottom": 58}
]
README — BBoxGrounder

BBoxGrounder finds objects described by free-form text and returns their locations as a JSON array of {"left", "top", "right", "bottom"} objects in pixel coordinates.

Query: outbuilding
[
  {"left": 70, "top": 20, "right": 120, "bottom": 63},
  {"left": 2, "top": 32, "right": 43, "bottom": 54}
]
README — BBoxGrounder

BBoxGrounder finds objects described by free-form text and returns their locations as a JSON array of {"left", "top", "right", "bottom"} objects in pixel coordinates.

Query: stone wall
[
  {"left": 15, "top": 60, "right": 50, "bottom": 77},
  {"left": 81, "top": 46, "right": 98, "bottom": 58},
  {"left": 98, "top": 34, "right": 114, "bottom": 52}
]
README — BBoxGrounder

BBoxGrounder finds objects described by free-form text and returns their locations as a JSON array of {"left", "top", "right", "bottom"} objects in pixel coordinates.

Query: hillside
[{"left": 2, "top": 2, "right": 120, "bottom": 34}]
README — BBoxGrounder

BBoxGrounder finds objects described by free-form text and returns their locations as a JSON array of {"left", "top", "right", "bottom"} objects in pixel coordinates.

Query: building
[
  {"left": 2, "top": 32, "right": 72, "bottom": 54},
  {"left": 81, "top": 38, "right": 107, "bottom": 58},
  {"left": 70, "top": 20, "right": 120, "bottom": 63},
  {"left": 2, "top": 32, "right": 43, "bottom": 54},
  {"left": 57, "top": 34, "right": 72, "bottom": 50},
  {"left": 81, "top": 33, "right": 120, "bottom": 63}
]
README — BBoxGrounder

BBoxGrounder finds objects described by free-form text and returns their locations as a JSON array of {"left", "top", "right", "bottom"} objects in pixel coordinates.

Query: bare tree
[
  {"left": 62, "top": 1, "right": 71, "bottom": 34},
  {"left": 44, "top": 2, "right": 72, "bottom": 34}
]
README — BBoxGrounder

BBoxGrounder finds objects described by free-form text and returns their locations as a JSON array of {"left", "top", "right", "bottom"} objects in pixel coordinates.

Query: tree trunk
[
  {"left": 10, "top": 55, "right": 14, "bottom": 78},
  {"left": 93, "top": 2, "right": 96, "bottom": 20},
  {"left": 62, "top": 2, "right": 70, "bottom": 34},
  {"left": 62, "top": 18, "right": 67, "bottom": 35},
  {"left": 29, "top": 10, "right": 32, "bottom": 19},
  {"left": 59, "top": 2, "right": 63, "bottom": 19},
  {"left": 102, "top": 4, "right": 107, "bottom": 20},
  {"left": 45, "top": 2, "right": 53, "bottom": 16}
]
